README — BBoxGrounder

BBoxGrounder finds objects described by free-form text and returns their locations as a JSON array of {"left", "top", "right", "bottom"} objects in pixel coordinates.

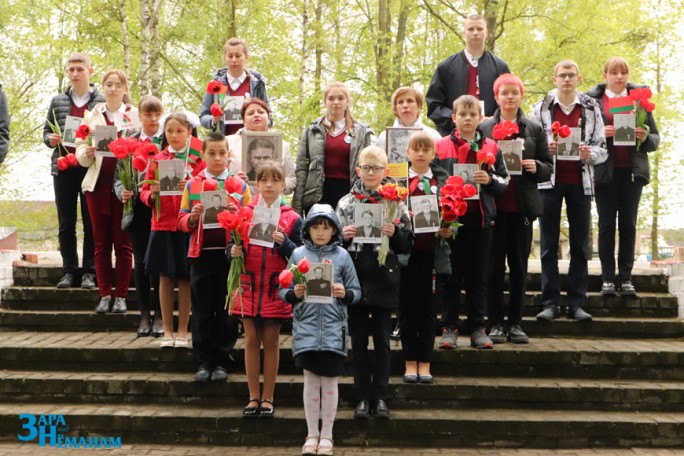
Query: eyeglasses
[
  {"left": 556, "top": 73, "right": 578, "bottom": 80},
  {"left": 359, "top": 165, "right": 385, "bottom": 174}
]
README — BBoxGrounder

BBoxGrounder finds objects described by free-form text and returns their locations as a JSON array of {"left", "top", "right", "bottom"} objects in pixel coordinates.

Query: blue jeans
[{"left": 539, "top": 184, "right": 590, "bottom": 309}]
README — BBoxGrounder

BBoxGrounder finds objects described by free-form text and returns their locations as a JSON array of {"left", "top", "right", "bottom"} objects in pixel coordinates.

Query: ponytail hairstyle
[
  {"left": 102, "top": 69, "right": 132, "bottom": 106},
  {"left": 323, "top": 81, "right": 355, "bottom": 136}
]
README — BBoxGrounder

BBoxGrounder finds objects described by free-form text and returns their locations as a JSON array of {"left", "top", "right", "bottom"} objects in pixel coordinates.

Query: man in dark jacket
[
  {"left": 43, "top": 53, "right": 104, "bottom": 290},
  {"left": 426, "top": 14, "right": 511, "bottom": 136},
  {"left": 0, "top": 83, "right": 9, "bottom": 165}
]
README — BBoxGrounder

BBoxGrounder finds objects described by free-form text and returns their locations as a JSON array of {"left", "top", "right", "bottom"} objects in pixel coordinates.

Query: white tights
[{"left": 302, "top": 369, "right": 338, "bottom": 439}]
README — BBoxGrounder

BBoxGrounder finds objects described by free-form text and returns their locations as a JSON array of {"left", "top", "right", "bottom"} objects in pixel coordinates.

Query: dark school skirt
[
  {"left": 144, "top": 230, "right": 190, "bottom": 279},
  {"left": 295, "top": 351, "right": 346, "bottom": 377}
]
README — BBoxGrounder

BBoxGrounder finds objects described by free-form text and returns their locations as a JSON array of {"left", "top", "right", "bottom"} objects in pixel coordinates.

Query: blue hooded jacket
[{"left": 278, "top": 204, "right": 362, "bottom": 358}]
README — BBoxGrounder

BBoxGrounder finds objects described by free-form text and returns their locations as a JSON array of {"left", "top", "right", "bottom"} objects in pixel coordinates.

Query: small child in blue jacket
[{"left": 279, "top": 203, "right": 361, "bottom": 456}]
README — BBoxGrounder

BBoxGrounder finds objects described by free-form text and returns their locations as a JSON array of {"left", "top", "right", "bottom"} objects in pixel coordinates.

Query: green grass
[{"left": 0, "top": 201, "right": 61, "bottom": 251}]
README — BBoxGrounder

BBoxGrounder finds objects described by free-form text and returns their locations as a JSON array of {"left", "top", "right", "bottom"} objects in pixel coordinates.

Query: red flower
[
  {"left": 207, "top": 81, "right": 226, "bottom": 95},
  {"left": 445, "top": 175, "right": 464, "bottom": 189},
  {"left": 133, "top": 156, "right": 148, "bottom": 172},
  {"left": 492, "top": 120, "right": 519, "bottom": 140},
  {"left": 462, "top": 184, "right": 477, "bottom": 198},
  {"left": 278, "top": 270, "right": 294, "bottom": 288},
  {"left": 629, "top": 88, "right": 643, "bottom": 101},
  {"left": 66, "top": 153, "right": 79, "bottom": 167},
  {"left": 640, "top": 99, "right": 656, "bottom": 113},
  {"left": 551, "top": 121, "right": 561, "bottom": 136},
  {"left": 558, "top": 125, "right": 572, "bottom": 139},
  {"left": 75, "top": 125, "right": 91, "bottom": 140},
  {"left": 225, "top": 175, "right": 243, "bottom": 194},
  {"left": 476, "top": 150, "right": 495, "bottom": 166},
  {"left": 297, "top": 257, "right": 311, "bottom": 274},
  {"left": 210, "top": 103, "right": 223, "bottom": 117},
  {"left": 204, "top": 178, "right": 219, "bottom": 191},
  {"left": 377, "top": 183, "right": 408, "bottom": 202},
  {"left": 217, "top": 211, "right": 239, "bottom": 231},
  {"left": 641, "top": 88, "right": 653, "bottom": 99},
  {"left": 57, "top": 156, "right": 69, "bottom": 171},
  {"left": 108, "top": 139, "right": 131, "bottom": 159}
]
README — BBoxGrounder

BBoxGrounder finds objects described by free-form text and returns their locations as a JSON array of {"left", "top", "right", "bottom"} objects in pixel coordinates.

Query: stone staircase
[{"left": 1, "top": 256, "right": 683, "bottom": 449}]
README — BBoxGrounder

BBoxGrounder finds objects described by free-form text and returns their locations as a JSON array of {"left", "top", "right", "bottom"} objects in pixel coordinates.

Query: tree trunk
[
  {"left": 140, "top": 0, "right": 151, "bottom": 96},
  {"left": 314, "top": 0, "right": 323, "bottom": 90},
  {"left": 299, "top": 0, "right": 310, "bottom": 104},
  {"left": 117, "top": 0, "right": 131, "bottom": 78},
  {"left": 149, "top": 0, "right": 163, "bottom": 98},
  {"left": 483, "top": 0, "right": 499, "bottom": 52}
]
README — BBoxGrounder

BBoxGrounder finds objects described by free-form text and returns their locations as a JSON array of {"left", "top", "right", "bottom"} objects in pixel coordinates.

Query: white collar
[
  {"left": 204, "top": 169, "right": 229, "bottom": 180},
  {"left": 464, "top": 49, "right": 483, "bottom": 68},
  {"left": 408, "top": 167, "right": 433, "bottom": 179},
  {"left": 70, "top": 88, "right": 92, "bottom": 108},
  {"left": 606, "top": 88, "right": 627, "bottom": 98},
  {"left": 140, "top": 130, "right": 161, "bottom": 141},
  {"left": 227, "top": 71, "right": 247, "bottom": 90},
  {"left": 553, "top": 92, "right": 580, "bottom": 115},
  {"left": 325, "top": 118, "right": 347, "bottom": 136}
]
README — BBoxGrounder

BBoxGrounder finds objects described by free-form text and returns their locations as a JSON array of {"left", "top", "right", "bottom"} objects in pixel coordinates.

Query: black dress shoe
[
  {"left": 193, "top": 364, "right": 212, "bottom": 383},
  {"left": 373, "top": 399, "right": 389, "bottom": 419},
  {"left": 353, "top": 400, "right": 370, "bottom": 419},
  {"left": 567, "top": 307, "right": 592, "bottom": 321},
  {"left": 57, "top": 273, "right": 74, "bottom": 289}
]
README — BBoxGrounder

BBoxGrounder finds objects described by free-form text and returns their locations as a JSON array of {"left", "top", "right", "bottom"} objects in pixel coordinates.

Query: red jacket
[
  {"left": 140, "top": 148, "right": 206, "bottom": 231},
  {"left": 233, "top": 198, "right": 302, "bottom": 319}
]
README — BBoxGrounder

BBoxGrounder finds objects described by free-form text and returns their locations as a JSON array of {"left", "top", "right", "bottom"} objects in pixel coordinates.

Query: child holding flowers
[
  {"left": 335, "top": 146, "right": 413, "bottom": 419},
  {"left": 229, "top": 161, "right": 302, "bottom": 417},
  {"left": 278, "top": 204, "right": 361, "bottom": 456},
  {"left": 400, "top": 132, "right": 450, "bottom": 384},
  {"left": 114, "top": 95, "right": 164, "bottom": 338},
  {"left": 140, "top": 113, "right": 202, "bottom": 349},
  {"left": 435, "top": 95, "right": 509, "bottom": 350},
  {"left": 75, "top": 69, "right": 134, "bottom": 315},
  {"left": 177, "top": 131, "right": 251, "bottom": 382}
]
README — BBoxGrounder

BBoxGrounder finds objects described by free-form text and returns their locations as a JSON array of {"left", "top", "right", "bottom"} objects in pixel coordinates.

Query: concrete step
[
  {"left": 2, "top": 370, "right": 684, "bottom": 412},
  {"left": 12, "top": 261, "right": 671, "bottom": 293},
  {"left": 2, "top": 332, "right": 684, "bottom": 380},
  {"left": 1, "top": 403, "right": 683, "bottom": 447},
  {"left": 1, "top": 308, "right": 681, "bottom": 338},
  {"left": 2, "top": 286, "right": 677, "bottom": 318}
]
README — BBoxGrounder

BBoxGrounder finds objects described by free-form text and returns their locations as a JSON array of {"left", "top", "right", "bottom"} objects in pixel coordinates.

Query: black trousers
[
  {"left": 438, "top": 214, "right": 492, "bottom": 333},
  {"left": 399, "top": 249, "right": 436, "bottom": 363},
  {"left": 595, "top": 168, "right": 644, "bottom": 283},
  {"left": 487, "top": 212, "right": 533, "bottom": 326},
  {"left": 189, "top": 251, "right": 237, "bottom": 367},
  {"left": 53, "top": 167, "right": 94, "bottom": 275},
  {"left": 128, "top": 201, "right": 159, "bottom": 312},
  {"left": 349, "top": 305, "right": 392, "bottom": 401}
]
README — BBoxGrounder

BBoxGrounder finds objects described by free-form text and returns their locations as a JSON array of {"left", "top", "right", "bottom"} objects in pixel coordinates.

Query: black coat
[
  {"left": 585, "top": 82, "right": 660, "bottom": 185},
  {"left": 480, "top": 109, "right": 553, "bottom": 220},
  {"left": 426, "top": 50, "right": 510, "bottom": 136}
]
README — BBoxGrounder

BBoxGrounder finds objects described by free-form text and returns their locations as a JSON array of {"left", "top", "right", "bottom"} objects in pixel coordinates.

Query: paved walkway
[{"left": 2, "top": 443, "right": 684, "bottom": 455}]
